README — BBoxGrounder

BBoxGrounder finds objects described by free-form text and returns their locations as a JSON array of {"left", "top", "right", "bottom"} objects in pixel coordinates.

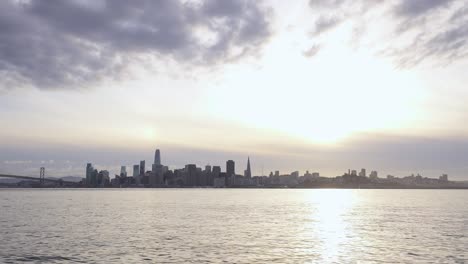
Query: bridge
[{"left": 0, "top": 174, "right": 78, "bottom": 185}]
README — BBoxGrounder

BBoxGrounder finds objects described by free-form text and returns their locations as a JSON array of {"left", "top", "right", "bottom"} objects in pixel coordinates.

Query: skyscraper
[
  {"left": 151, "top": 163, "right": 164, "bottom": 186},
  {"left": 90, "top": 169, "right": 98, "bottom": 187},
  {"left": 139, "top": 160, "right": 145, "bottom": 176},
  {"left": 133, "top": 164, "right": 141, "bottom": 185},
  {"left": 120, "top": 166, "right": 127, "bottom": 177},
  {"left": 212, "top": 166, "right": 221, "bottom": 178},
  {"left": 154, "top": 149, "right": 161, "bottom": 165},
  {"left": 185, "top": 164, "right": 197, "bottom": 186},
  {"left": 133, "top": 165, "right": 140, "bottom": 177},
  {"left": 226, "top": 160, "right": 235, "bottom": 176},
  {"left": 86, "top": 163, "right": 93, "bottom": 184},
  {"left": 205, "top": 165, "right": 213, "bottom": 186},
  {"left": 244, "top": 157, "right": 252, "bottom": 178}
]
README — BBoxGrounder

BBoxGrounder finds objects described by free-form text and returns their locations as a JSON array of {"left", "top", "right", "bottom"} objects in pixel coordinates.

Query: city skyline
[
  {"left": 3, "top": 140, "right": 468, "bottom": 181},
  {"left": 1, "top": 147, "right": 461, "bottom": 185},
  {"left": 59, "top": 148, "right": 462, "bottom": 188},
  {"left": 2, "top": 1, "right": 468, "bottom": 180}
]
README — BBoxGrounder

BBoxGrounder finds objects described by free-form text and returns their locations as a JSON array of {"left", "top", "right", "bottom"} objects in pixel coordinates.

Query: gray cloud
[
  {"left": 307, "top": 0, "right": 350, "bottom": 37},
  {"left": 306, "top": 0, "right": 382, "bottom": 40},
  {"left": 387, "top": 0, "right": 468, "bottom": 67},
  {"left": 450, "top": 5, "right": 468, "bottom": 22},
  {"left": 391, "top": 23, "right": 468, "bottom": 67},
  {"left": 0, "top": 0, "right": 271, "bottom": 90},
  {"left": 312, "top": 16, "right": 343, "bottom": 36},
  {"left": 394, "top": 0, "right": 455, "bottom": 17},
  {"left": 306, "top": 0, "right": 468, "bottom": 67},
  {"left": 309, "top": 0, "right": 346, "bottom": 9},
  {"left": 302, "top": 44, "right": 321, "bottom": 57}
]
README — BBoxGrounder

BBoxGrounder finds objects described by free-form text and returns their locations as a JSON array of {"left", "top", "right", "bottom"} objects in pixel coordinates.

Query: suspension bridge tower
[{"left": 40, "top": 167, "right": 45, "bottom": 185}]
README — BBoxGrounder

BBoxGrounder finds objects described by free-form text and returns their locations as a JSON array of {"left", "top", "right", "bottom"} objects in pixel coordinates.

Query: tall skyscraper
[
  {"left": 205, "top": 165, "right": 213, "bottom": 186},
  {"left": 139, "top": 160, "right": 145, "bottom": 176},
  {"left": 185, "top": 164, "right": 197, "bottom": 186},
  {"left": 90, "top": 169, "right": 98, "bottom": 187},
  {"left": 154, "top": 149, "right": 161, "bottom": 165},
  {"left": 151, "top": 164, "right": 164, "bottom": 186},
  {"left": 226, "top": 160, "right": 235, "bottom": 176},
  {"left": 212, "top": 166, "right": 221, "bottom": 178},
  {"left": 86, "top": 163, "right": 93, "bottom": 184},
  {"left": 244, "top": 157, "right": 252, "bottom": 178},
  {"left": 133, "top": 165, "right": 140, "bottom": 177},
  {"left": 120, "top": 166, "right": 127, "bottom": 177},
  {"left": 133, "top": 165, "right": 141, "bottom": 185}
]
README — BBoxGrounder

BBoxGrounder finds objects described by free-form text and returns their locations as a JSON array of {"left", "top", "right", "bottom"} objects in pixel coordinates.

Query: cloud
[
  {"left": 306, "top": 0, "right": 468, "bottom": 67},
  {"left": 302, "top": 44, "right": 321, "bottom": 57},
  {"left": 309, "top": 0, "right": 346, "bottom": 9},
  {"left": 307, "top": 0, "right": 382, "bottom": 38},
  {"left": 393, "top": 0, "right": 455, "bottom": 17},
  {"left": 388, "top": 1, "right": 468, "bottom": 67},
  {"left": 312, "top": 16, "right": 343, "bottom": 36},
  {"left": 342, "top": 133, "right": 468, "bottom": 174},
  {"left": 0, "top": 0, "right": 272, "bottom": 90},
  {"left": 307, "top": 0, "right": 352, "bottom": 37},
  {"left": 391, "top": 23, "right": 468, "bottom": 67}
]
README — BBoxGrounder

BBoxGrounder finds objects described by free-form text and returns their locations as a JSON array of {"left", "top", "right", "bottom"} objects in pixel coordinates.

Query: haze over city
[{"left": 2, "top": 0, "right": 468, "bottom": 180}]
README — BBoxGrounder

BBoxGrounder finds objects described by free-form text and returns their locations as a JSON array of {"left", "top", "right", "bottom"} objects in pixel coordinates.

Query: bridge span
[{"left": 0, "top": 174, "right": 78, "bottom": 185}]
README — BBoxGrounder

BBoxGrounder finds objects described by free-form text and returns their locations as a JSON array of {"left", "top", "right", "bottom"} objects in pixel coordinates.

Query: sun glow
[
  {"left": 202, "top": 25, "right": 426, "bottom": 145},
  {"left": 304, "top": 190, "right": 357, "bottom": 261}
]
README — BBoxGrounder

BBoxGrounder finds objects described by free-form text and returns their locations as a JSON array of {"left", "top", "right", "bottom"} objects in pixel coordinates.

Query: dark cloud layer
[
  {"left": 0, "top": 0, "right": 271, "bottom": 90},
  {"left": 394, "top": 0, "right": 454, "bottom": 17},
  {"left": 2, "top": 133, "right": 468, "bottom": 179}
]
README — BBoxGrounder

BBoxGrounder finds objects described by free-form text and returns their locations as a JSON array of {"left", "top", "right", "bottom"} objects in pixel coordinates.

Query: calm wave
[{"left": 0, "top": 189, "right": 467, "bottom": 263}]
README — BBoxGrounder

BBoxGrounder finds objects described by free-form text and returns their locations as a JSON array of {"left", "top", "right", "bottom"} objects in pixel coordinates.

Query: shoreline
[{"left": 1, "top": 186, "right": 468, "bottom": 190}]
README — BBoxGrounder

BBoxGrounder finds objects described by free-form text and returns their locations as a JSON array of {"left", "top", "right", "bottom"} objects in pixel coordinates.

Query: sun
[{"left": 199, "top": 19, "right": 427, "bottom": 146}]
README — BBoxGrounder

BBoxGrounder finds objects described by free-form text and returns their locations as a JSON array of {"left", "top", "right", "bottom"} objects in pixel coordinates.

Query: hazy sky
[{"left": 2, "top": 0, "right": 468, "bottom": 179}]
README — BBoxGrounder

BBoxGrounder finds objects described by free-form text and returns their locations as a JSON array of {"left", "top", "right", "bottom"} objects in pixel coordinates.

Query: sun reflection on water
[{"left": 304, "top": 189, "right": 358, "bottom": 262}]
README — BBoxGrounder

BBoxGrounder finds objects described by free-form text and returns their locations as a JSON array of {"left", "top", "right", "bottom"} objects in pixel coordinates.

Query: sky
[{"left": 2, "top": 0, "right": 468, "bottom": 180}]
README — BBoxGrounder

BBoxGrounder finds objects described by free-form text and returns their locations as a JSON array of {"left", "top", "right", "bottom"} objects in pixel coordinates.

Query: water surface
[{"left": 0, "top": 189, "right": 467, "bottom": 263}]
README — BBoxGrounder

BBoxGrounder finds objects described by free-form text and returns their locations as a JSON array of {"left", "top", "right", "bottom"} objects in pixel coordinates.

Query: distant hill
[
  {"left": 0, "top": 176, "right": 83, "bottom": 184},
  {"left": 60, "top": 176, "right": 83, "bottom": 182},
  {"left": 46, "top": 176, "right": 83, "bottom": 182},
  {"left": 0, "top": 178, "right": 21, "bottom": 184}
]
